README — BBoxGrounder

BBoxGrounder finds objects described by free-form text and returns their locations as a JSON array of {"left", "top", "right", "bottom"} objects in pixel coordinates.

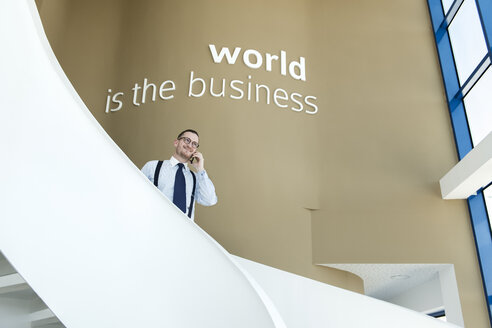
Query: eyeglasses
[{"left": 179, "top": 137, "right": 199, "bottom": 149}]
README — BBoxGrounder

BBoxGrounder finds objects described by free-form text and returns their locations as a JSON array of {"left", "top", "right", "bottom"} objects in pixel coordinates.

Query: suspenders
[
  {"left": 154, "top": 160, "right": 164, "bottom": 186},
  {"left": 154, "top": 160, "right": 196, "bottom": 219}
]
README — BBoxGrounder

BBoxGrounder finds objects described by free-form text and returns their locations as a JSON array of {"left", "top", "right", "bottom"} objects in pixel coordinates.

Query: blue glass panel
[
  {"left": 476, "top": 0, "right": 492, "bottom": 52},
  {"left": 468, "top": 193, "right": 492, "bottom": 320},
  {"left": 442, "top": 0, "right": 454, "bottom": 14},
  {"left": 463, "top": 66, "right": 492, "bottom": 146},
  {"left": 485, "top": 187, "right": 492, "bottom": 233},
  {"left": 448, "top": 0, "right": 488, "bottom": 85}
]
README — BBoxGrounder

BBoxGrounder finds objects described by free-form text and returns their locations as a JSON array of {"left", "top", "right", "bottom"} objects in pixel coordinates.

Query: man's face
[{"left": 174, "top": 132, "right": 199, "bottom": 160}]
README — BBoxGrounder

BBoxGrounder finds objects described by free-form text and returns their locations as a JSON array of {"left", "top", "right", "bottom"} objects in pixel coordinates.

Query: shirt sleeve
[
  {"left": 195, "top": 170, "right": 218, "bottom": 206},
  {"left": 141, "top": 160, "right": 158, "bottom": 184}
]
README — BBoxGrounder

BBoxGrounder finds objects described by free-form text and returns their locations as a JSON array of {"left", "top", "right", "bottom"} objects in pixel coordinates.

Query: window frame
[{"left": 427, "top": 0, "right": 492, "bottom": 325}]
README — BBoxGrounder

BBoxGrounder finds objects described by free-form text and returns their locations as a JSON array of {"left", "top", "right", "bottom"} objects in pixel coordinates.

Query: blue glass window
[
  {"left": 485, "top": 186, "right": 492, "bottom": 232},
  {"left": 441, "top": 0, "right": 454, "bottom": 14},
  {"left": 448, "top": 0, "right": 488, "bottom": 85},
  {"left": 428, "top": 0, "right": 492, "bottom": 325},
  {"left": 463, "top": 66, "right": 492, "bottom": 146}
]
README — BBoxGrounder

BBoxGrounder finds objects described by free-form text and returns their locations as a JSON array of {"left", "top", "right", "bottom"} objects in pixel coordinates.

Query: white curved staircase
[{"left": 0, "top": 1, "right": 460, "bottom": 327}]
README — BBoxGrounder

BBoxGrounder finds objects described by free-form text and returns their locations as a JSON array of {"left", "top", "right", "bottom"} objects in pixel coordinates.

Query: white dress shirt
[{"left": 141, "top": 156, "right": 218, "bottom": 220}]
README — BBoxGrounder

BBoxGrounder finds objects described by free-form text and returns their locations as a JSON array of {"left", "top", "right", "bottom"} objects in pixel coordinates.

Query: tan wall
[
  {"left": 36, "top": 0, "right": 488, "bottom": 326},
  {"left": 36, "top": 0, "right": 123, "bottom": 131}
]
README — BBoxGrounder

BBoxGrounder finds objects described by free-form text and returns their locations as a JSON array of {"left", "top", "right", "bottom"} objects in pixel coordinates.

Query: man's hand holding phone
[{"left": 190, "top": 151, "right": 205, "bottom": 172}]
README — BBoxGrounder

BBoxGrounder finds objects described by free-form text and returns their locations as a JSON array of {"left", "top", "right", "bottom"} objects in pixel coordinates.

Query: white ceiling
[{"left": 321, "top": 263, "right": 451, "bottom": 301}]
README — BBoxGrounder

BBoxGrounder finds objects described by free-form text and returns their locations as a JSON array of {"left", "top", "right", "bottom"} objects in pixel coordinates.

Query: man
[{"left": 141, "top": 129, "right": 217, "bottom": 220}]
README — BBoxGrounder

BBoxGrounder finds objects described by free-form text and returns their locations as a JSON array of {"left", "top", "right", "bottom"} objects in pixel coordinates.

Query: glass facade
[
  {"left": 447, "top": 0, "right": 488, "bottom": 85},
  {"left": 462, "top": 66, "right": 492, "bottom": 145},
  {"left": 428, "top": 0, "right": 492, "bottom": 325},
  {"left": 441, "top": 0, "right": 455, "bottom": 13},
  {"left": 486, "top": 186, "right": 492, "bottom": 227}
]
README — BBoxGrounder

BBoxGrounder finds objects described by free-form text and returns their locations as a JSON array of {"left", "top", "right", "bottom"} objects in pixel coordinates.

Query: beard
[{"left": 177, "top": 146, "right": 193, "bottom": 161}]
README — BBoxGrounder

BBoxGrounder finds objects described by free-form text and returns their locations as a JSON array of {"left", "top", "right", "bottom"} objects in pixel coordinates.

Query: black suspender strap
[
  {"left": 188, "top": 171, "right": 196, "bottom": 219},
  {"left": 154, "top": 160, "right": 163, "bottom": 187}
]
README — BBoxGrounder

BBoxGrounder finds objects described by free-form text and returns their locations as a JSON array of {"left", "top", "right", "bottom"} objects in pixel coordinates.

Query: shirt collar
[{"left": 170, "top": 156, "right": 189, "bottom": 171}]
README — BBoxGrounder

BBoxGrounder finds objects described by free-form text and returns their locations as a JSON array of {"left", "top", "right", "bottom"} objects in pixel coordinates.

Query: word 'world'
[{"left": 209, "top": 44, "right": 306, "bottom": 81}]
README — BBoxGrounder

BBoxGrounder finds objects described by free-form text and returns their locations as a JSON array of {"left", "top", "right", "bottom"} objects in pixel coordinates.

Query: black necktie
[{"left": 173, "top": 163, "right": 187, "bottom": 213}]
